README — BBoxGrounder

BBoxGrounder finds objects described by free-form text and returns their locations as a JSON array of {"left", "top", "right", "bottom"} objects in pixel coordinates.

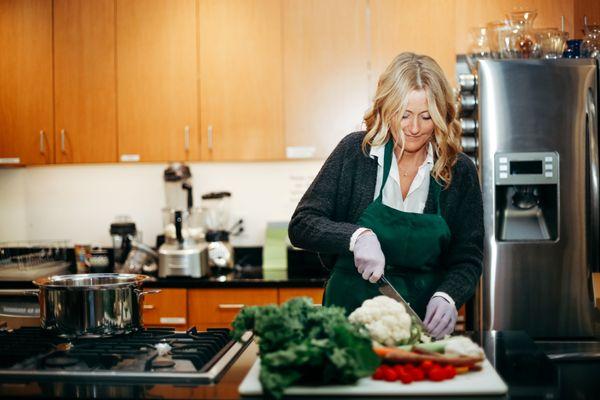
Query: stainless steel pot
[{"left": 29, "top": 273, "right": 159, "bottom": 338}]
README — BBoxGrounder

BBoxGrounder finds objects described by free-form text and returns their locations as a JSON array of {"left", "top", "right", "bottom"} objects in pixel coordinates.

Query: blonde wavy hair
[{"left": 362, "top": 52, "right": 462, "bottom": 187}]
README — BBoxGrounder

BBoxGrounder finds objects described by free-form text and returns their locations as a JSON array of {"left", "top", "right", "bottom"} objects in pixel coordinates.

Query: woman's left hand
[{"left": 423, "top": 296, "right": 458, "bottom": 339}]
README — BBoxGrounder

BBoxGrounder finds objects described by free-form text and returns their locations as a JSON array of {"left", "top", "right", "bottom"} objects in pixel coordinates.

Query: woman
[{"left": 288, "top": 52, "right": 483, "bottom": 339}]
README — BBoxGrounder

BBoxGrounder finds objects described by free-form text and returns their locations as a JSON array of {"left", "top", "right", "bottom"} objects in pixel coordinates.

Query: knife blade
[{"left": 376, "top": 276, "right": 427, "bottom": 331}]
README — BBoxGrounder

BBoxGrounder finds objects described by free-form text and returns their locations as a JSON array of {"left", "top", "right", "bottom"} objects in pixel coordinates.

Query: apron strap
[{"left": 376, "top": 139, "right": 394, "bottom": 202}]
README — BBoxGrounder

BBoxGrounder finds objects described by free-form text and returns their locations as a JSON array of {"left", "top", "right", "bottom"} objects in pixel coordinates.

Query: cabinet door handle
[
  {"left": 143, "top": 304, "right": 155, "bottom": 310},
  {"left": 207, "top": 125, "right": 213, "bottom": 150},
  {"left": 39, "top": 130, "right": 46, "bottom": 154},
  {"left": 184, "top": 125, "right": 190, "bottom": 151},
  {"left": 218, "top": 304, "right": 245, "bottom": 310},
  {"left": 60, "top": 129, "right": 66, "bottom": 153}
]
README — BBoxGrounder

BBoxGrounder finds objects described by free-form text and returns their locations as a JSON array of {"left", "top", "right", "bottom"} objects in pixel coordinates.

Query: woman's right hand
[{"left": 353, "top": 231, "right": 385, "bottom": 283}]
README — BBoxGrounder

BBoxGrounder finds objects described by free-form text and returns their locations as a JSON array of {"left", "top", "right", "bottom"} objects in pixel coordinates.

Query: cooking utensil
[
  {"left": 377, "top": 275, "right": 427, "bottom": 331},
  {"left": 29, "top": 273, "right": 159, "bottom": 337}
]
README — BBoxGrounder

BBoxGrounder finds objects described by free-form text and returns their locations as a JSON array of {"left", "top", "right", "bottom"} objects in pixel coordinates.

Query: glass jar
[
  {"left": 581, "top": 24, "right": 600, "bottom": 58},
  {"left": 486, "top": 20, "right": 508, "bottom": 58},
  {"left": 466, "top": 27, "right": 491, "bottom": 74},
  {"left": 535, "top": 28, "right": 568, "bottom": 59},
  {"left": 507, "top": 10, "right": 539, "bottom": 58}
]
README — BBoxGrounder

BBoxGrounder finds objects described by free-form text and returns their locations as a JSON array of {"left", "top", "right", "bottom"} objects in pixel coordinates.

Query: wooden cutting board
[{"left": 239, "top": 359, "right": 508, "bottom": 397}]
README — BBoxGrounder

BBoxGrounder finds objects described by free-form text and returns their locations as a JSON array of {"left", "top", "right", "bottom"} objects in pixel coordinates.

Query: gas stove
[{"left": 0, "top": 326, "right": 252, "bottom": 384}]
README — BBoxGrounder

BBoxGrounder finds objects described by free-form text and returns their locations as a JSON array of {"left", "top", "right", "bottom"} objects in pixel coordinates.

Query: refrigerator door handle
[{"left": 587, "top": 87, "right": 600, "bottom": 309}]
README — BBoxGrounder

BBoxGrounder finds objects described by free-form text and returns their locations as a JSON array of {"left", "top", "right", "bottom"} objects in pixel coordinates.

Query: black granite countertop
[
  {"left": 0, "top": 330, "right": 575, "bottom": 400},
  {"left": 0, "top": 246, "right": 330, "bottom": 290},
  {"left": 0, "top": 265, "right": 327, "bottom": 290}
]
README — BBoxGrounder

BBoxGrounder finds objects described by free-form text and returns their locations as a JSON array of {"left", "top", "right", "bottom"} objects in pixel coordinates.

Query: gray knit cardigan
[{"left": 288, "top": 131, "right": 484, "bottom": 308}]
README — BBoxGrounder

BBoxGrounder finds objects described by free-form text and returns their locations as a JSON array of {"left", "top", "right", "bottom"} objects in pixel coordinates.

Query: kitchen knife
[{"left": 377, "top": 275, "right": 427, "bottom": 331}]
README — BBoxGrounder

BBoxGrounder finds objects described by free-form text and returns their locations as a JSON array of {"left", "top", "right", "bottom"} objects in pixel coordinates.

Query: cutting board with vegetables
[
  {"left": 231, "top": 296, "right": 508, "bottom": 398},
  {"left": 239, "top": 358, "right": 508, "bottom": 396}
]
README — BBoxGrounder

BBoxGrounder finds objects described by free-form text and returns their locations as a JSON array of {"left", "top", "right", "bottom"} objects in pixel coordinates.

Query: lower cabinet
[
  {"left": 278, "top": 287, "right": 324, "bottom": 305},
  {"left": 144, "top": 286, "right": 466, "bottom": 332},
  {"left": 142, "top": 288, "right": 188, "bottom": 328},
  {"left": 187, "top": 288, "right": 278, "bottom": 330}
]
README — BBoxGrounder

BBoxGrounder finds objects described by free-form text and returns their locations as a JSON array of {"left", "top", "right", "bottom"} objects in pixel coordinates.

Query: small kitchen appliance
[
  {"left": 158, "top": 209, "right": 208, "bottom": 278},
  {"left": 201, "top": 192, "right": 241, "bottom": 271},
  {"left": 163, "top": 163, "right": 194, "bottom": 210},
  {"left": 110, "top": 216, "right": 138, "bottom": 273}
]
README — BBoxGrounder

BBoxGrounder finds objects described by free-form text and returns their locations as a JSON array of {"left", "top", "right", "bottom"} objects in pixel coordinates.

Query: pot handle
[
  {"left": 138, "top": 289, "right": 161, "bottom": 300},
  {"left": 0, "top": 289, "right": 39, "bottom": 297}
]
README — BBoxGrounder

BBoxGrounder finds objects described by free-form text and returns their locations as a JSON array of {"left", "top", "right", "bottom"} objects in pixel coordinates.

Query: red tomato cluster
[{"left": 372, "top": 361, "right": 457, "bottom": 384}]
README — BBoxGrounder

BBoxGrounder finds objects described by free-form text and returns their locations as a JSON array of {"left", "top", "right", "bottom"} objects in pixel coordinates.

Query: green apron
[{"left": 323, "top": 139, "right": 451, "bottom": 318}]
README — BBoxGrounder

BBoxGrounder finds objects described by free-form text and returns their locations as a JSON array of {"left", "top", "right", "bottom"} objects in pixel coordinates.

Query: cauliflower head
[{"left": 348, "top": 295, "right": 422, "bottom": 346}]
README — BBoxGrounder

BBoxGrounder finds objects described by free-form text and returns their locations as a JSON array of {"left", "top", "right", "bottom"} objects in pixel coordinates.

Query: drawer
[
  {"left": 278, "top": 287, "right": 324, "bottom": 305},
  {"left": 142, "top": 288, "right": 187, "bottom": 326},
  {"left": 188, "top": 288, "right": 278, "bottom": 327}
]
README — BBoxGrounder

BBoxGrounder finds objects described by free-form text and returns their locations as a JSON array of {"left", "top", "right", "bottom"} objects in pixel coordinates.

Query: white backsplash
[{"left": 0, "top": 161, "right": 322, "bottom": 247}]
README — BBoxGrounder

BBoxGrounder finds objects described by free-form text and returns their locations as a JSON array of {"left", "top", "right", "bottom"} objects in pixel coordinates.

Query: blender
[
  {"left": 164, "top": 163, "right": 194, "bottom": 210},
  {"left": 201, "top": 192, "right": 240, "bottom": 271},
  {"left": 110, "top": 216, "right": 137, "bottom": 273}
]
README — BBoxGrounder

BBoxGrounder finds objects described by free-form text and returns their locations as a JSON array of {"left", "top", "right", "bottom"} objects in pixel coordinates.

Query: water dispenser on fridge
[{"left": 494, "top": 152, "right": 559, "bottom": 242}]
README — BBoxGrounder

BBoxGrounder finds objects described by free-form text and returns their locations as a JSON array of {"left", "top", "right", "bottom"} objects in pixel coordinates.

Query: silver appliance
[
  {"left": 164, "top": 163, "right": 194, "bottom": 210},
  {"left": 479, "top": 59, "right": 600, "bottom": 339},
  {"left": 158, "top": 209, "right": 208, "bottom": 278},
  {"left": 0, "top": 326, "right": 253, "bottom": 386}
]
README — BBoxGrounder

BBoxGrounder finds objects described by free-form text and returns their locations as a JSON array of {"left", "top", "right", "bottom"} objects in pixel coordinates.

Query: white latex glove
[
  {"left": 424, "top": 296, "right": 458, "bottom": 339},
  {"left": 353, "top": 231, "right": 385, "bottom": 283}
]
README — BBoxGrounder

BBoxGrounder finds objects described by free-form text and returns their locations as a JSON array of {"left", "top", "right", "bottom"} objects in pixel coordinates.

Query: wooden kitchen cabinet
[
  {"left": 187, "top": 288, "right": 278, "bottom": 330},
  {"left": 0, "top": 0, "right": 54, "bottom": 166},
  {"left": 116, "top": 0, "right": 198, "bottom": 162},
  {"left": 198, "top": 0, "right": 284, "bottom": 161},
  {"left": 278, "top": 287, "right": 324, "bottom": 305},
  {"left": 282, "top": 0, "right": 370, "bottom": 159},
  {"left": 370, "top": 0, "right": 456, "bottom": 85},
  {"left": 53, "top": 0, "right": 117, "bottom": 163},
  {"left": 143, "top": 288, "right": 188, "bottom": 328}
]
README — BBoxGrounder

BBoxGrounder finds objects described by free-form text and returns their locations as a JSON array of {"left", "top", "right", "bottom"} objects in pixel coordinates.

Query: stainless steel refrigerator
[{"left": 479, "top": 59, "right": 600, "bottom": 339}]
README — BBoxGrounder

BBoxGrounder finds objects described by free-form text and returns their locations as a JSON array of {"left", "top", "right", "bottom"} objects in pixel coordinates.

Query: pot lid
[{"left": 33, "top": 273, "right": 149, "bottom": 289}]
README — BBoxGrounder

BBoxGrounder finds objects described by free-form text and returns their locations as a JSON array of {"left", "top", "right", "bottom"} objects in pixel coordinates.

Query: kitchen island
[{"left": 0, "top": 330, "right": 564, "bottom": 399}]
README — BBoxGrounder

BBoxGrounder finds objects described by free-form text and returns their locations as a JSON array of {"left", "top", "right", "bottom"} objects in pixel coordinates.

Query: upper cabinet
[
  {"left": 54, "top": 0, "right": 117, "bottom": 163},
  {"left": 370, "top": 0, "right": 456, "bottom": 86},
  {"left": 283, "top": 0, "right": 370, "bottom": 159},
  {"left": 116, "top": 0, "right": 199, "bottom": 162},
  {"left": 0, "top": 0, "right": 54, "bottom": 165},
  {"left": 198, "top": 0, "right": 284, "bottom": 161},
  {"left": 2, "top": 0, "right": 599, "bottom": 165}
]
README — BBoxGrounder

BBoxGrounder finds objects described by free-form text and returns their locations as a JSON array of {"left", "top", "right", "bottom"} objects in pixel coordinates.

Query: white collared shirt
[
  {"left": 370, "top": 142, "right": 434, "bottom": 213},
  {"left": 349, "top": 141, "right": 455, "bottom": 306}
]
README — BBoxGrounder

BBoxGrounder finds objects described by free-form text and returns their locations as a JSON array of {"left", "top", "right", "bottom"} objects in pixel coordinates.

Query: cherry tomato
[
  {"left": 383, "top": 368, "right": 398, "bottom": 382},
  {"left": 393, "top": 364, "right": 406, "bottom": 375},
  {"left": 427, "top": 367, "right": 446, "bottom": 382},
  {"left": 419, "top": 360, "right": 434, "bottom": 371},
  {"left": 443, "top": 365, "right": 457, "bottom": 379},
  {"left": 372, "top": 366, "right": 385, "bottom": 380},
  {"left": 410, "top": 367, "right": 425, "bottom": 381},
  {"left": 398, "top": 371, "right": 413, "bottom": 384}
]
